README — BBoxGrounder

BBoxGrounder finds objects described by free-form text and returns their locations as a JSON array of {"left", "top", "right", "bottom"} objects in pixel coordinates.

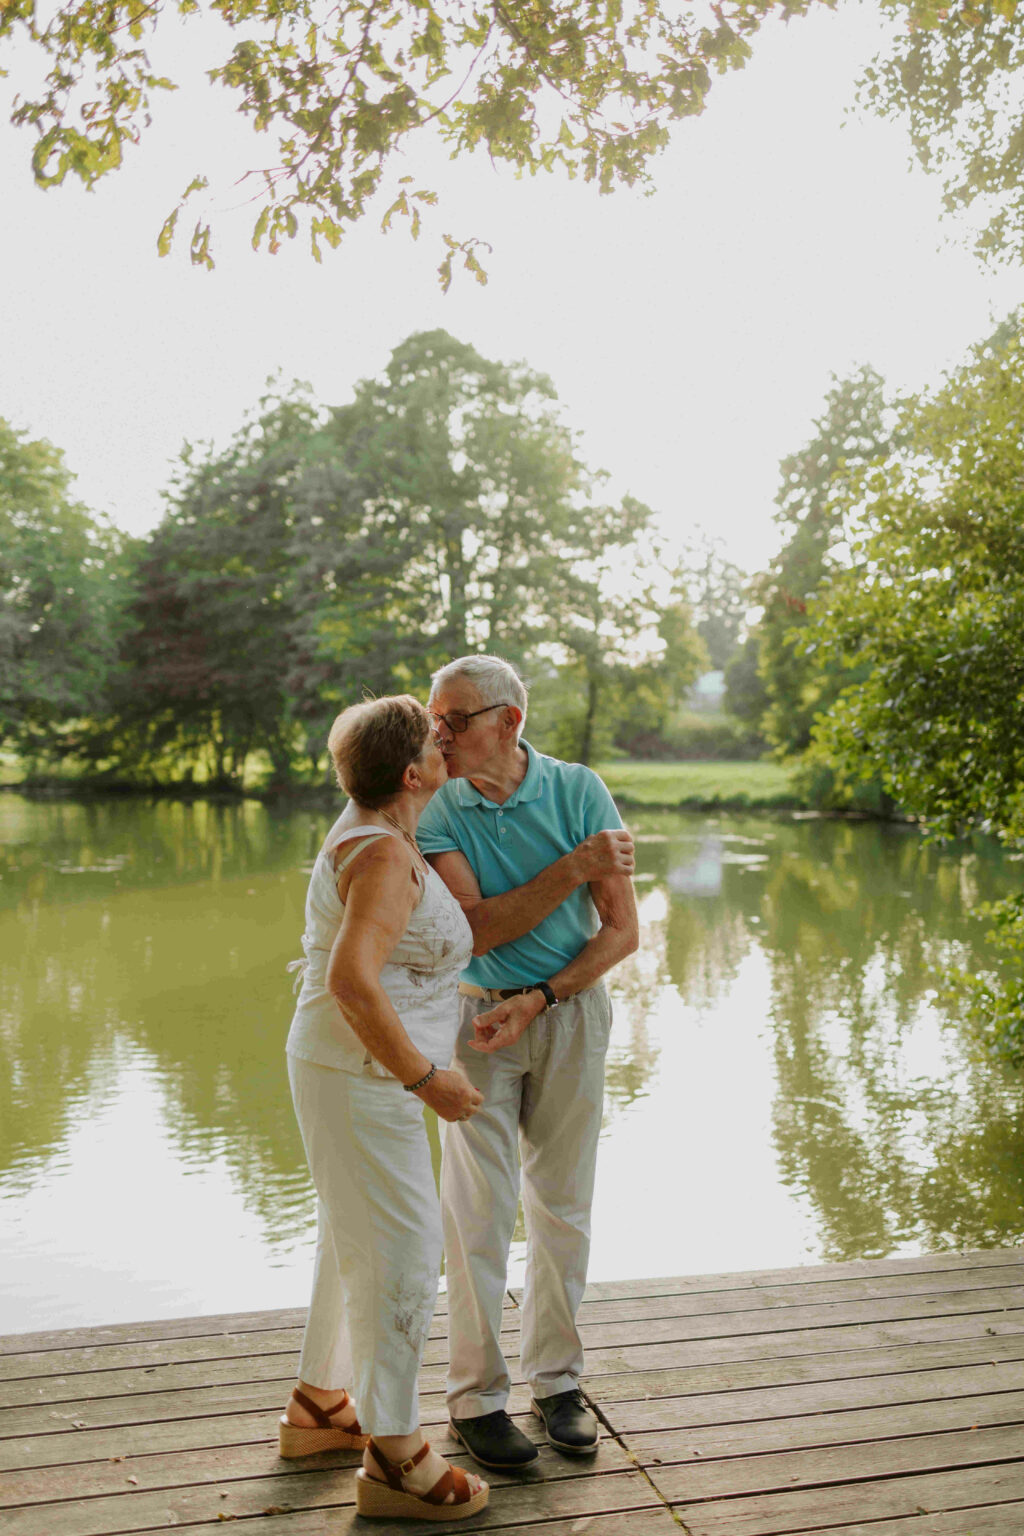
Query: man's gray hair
[{"left": 430, "top": 654, "right": 528, "bottom": 724}]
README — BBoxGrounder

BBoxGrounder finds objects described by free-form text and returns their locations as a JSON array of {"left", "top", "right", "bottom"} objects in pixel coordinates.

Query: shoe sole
[
  {"left": 529, "top": 1401, "right": 599, "bottom": 1455},
  {"left": 278, "top": 1415, "right": 369, "bottom": 1458},
  {"left": 448, "top": 1419, "right": 540, "bottom": 1470},
  {"left": 355, "top": 1468, "right": 489, "bottom": 1520}
]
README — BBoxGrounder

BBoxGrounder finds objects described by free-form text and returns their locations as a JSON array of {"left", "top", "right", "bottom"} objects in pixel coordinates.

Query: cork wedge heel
[
  {"left": 354, "top": 1438, "right": 489, "bottom": 1521},
  {"left": 277, "top": 1387, "right": 369, "bottom": 1458}
]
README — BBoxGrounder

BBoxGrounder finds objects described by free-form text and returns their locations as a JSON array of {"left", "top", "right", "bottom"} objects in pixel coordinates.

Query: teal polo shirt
[{"left": 416, "top": 740, "right": 623, "bottom": 988}]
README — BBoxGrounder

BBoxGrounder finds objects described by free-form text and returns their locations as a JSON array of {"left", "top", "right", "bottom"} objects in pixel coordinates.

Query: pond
[{"left": 1, "top": 791, "right": 1022, "bottom": 1336}]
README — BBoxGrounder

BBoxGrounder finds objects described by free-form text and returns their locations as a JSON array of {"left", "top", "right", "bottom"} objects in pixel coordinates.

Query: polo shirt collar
[{"left": 455, "top": 739, "right": 545, "bottom": 808}]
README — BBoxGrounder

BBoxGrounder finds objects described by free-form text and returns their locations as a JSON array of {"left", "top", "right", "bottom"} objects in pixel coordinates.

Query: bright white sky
[{"left": 2, "top": 2, "right": 1023, "bottom": 576}]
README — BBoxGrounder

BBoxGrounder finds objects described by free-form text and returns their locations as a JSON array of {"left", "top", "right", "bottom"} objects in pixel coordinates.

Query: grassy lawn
[{"left": 595, "top": 759, "right": 800, "bottom": 809}]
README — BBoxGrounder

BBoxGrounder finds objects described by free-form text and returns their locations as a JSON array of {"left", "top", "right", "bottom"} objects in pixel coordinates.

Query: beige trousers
[{"left": 441, "top": 985, "right": 613, "bottom": 1419}]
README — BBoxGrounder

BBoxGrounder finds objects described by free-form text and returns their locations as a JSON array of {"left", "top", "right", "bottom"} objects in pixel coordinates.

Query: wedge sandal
[
  {"left": 354, "top": 1437, "right": 489, "bottom": 1521},
  {"left": 277, "top": 1387, "right": 369, "bottom": 1458}
]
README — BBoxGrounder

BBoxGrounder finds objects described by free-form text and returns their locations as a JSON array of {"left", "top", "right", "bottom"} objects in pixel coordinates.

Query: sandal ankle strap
[
  {"left": 291, "top": 1386, "right": 351, "bottom": 1428},
  {"left": 367, "top": 1437, "right": 431, "bottom": 1488}
]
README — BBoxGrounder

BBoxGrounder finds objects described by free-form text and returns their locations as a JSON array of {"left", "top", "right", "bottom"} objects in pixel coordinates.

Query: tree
[
  {"left": 1, "top": 0, "right": 782, "bottom": 273},
  {"left": 533, "top": 518, "right": 690, "bottom": 766},
  {"left": 753, "top": 366, "right": 894, "bottom": 757},
  {"left": 108, "top": 382, "right": 326, "bottom": 785},
  {"left": 0, "top": 418, "right": 127, "bottom": 761},
  {"left": 12, "top": 0, "right": 1024, "bottom": 276},
  {"left": 106, "top": 331, "right": 670, "bottom": 778},
  {"left": 861, "top": 1, "right": 1024, "bottom": 266},
  {"left": 807, "top": 312, "right": 1024, "bottom": 1056},
  {"left": 674, "top": 537, "right": 749, "bottom": 672},
  {"left": 293, "top": 329, "right": 647, "bottom": 714},
  {"left": 724, "top": 633, "right": 769, "bottom": 727}
]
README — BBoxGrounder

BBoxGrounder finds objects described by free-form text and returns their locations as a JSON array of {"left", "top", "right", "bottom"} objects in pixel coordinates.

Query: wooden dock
[{"left": 2, "top": 1247, "right": 1023, "bottom": 1534}]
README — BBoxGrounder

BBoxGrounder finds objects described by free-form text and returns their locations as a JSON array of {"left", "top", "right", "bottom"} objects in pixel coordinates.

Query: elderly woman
[{"left": 280, "top": 695, "right": 489, "bottom": 1522}]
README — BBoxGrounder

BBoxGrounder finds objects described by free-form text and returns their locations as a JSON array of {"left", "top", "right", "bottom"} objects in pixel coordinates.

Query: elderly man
[{"left": 416, "top": 654, "right": 638, "bottom": 1470}]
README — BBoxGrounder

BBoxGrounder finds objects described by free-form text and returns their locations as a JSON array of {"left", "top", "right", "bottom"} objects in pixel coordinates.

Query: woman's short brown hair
[{"left": 327, "top": 695, "right": 431, "bottom": 808}]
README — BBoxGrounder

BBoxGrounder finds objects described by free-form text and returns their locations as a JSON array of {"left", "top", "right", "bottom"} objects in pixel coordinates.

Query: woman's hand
[
  {"left": 469, "top": 991, "right": 546, "bottom": 1054},
  {"left": 419, "top": 1066, "right": 484, "bottom": 1124}
]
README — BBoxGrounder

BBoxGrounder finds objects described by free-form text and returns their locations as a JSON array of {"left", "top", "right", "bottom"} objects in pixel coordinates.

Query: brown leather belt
[{"left": 458, "top": 981, "right": 535, "bottom": 1002}]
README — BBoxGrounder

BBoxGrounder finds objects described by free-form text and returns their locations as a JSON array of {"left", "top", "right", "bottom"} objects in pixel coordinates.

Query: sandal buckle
[{"left": 399, "top": 1456, "right": 417, "bottom": 1474}]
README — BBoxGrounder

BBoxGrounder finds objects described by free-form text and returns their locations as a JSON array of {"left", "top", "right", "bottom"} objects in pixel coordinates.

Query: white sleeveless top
[{"left": 285, "top": 814, "right": 473, "bottom": 1076}]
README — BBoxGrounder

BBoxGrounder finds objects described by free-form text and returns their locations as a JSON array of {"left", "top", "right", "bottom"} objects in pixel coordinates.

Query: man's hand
[
  {"left": 469, "top": 991, "right": 547, "bottom": 1053},
  {"left": 569, "top": 828, "right": 635, "bottom": 884}
]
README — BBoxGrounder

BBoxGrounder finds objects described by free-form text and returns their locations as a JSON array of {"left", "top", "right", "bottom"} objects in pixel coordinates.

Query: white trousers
[
  {"left": 287, "top": 1054, "right": 442, "bottom": 1436},
  {"left": 441, "top": 985, "right": 613, "bottom": 1419}
]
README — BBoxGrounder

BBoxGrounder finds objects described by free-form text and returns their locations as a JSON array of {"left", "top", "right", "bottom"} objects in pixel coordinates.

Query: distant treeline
[{"left": 0, "top": 331, "right": 757, "bottom": 786}]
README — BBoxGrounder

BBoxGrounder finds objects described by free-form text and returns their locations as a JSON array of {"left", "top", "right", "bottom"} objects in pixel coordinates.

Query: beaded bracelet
[{"left": 403, "top": 1063, "right": 437, "bottom": 1092}]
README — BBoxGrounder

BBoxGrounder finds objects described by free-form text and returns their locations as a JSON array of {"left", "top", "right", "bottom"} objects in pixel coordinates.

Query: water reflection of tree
[
  {"left": 759, "top": 821, "right": 1024, "bottom": 1258},
  {"left": 604, "top": 888, "right": 667, "bottom": 1113},
  {"left": 656, "top": 823, "right": 761, "bottom": 1013},
  {"left": 0, "top": 796, "right": 324, "bottom": 1246},
  {"left": 6, "top": 796, "right": 1024, "bottom": 1271}
]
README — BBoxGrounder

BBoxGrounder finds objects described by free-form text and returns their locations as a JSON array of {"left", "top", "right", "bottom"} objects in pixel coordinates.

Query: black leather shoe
[
  {"left": 531, "top": 1388, "right": 599, "bottom": 1454},
  {"left": 449, "top": 1409, "right": 540, "bottom": 1469}
]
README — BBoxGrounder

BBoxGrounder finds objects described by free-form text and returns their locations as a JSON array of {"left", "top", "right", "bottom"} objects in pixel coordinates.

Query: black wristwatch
[{"left": 530, "top": 981, "right": 558, "bottom": 1011}]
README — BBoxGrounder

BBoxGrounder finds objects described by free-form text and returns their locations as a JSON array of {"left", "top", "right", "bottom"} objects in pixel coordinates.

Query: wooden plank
[
  {"left": 594, "top": 1357, "right": 1024, "bottom": 1433},
  {"left": 0, "top": 1420, "right": 632, "bottom": 1507},
  {"left": 0, "top": 1350, "right": 310, "bottom": 1410},
  {"left": 584, "top": 1330, "right": 1024, "bottom": 1404},
  {"left": 648, "top": 1423, "right": 1024, "bottom": 1501},
  {"left": 575, "top": 1264, "right": 1024, "bottom": 1325},
  {"left": 0, "top": 1383, "right": 535, "bottom": 1469},
  {"left": 573, "top": 1247, "right": 1024, "bottom": 1303},
  {"left": 773, "top": 1505, "right": 1024, "bottom": 1536},
  {"left": 6, "top": 1248, "right": 1014, "bottom": 1359},
  {"left": 578, "top": 1310, "right": 1024, "bottom": 1381},
  {"left": 584, "top": 1308, "right": 1024, "bottom": 1374},
  {"left": 0, "top": 1464, "right": 658, "bottom": 1536},
  {"left": 674, "top": 1462, "right": 1024, "bottom": 1536},
  {"left": 0, "top": 1305, "right": 519, "bottom": 1386},
  {"left": 137, "top": 1507, "right": 681, "bottom": 1536},
  {"left": 14, "top": 1307, "right": 1024, "bottom": 1414},
  {"left": 0, "top": 1310, "right": 309, "bottom": 1358},
  {"left": 7, "top": 1329, "right": 1024, "bottom": 1446},
  {"left": 626, "top": 1387, "right": 1024, "bottom": 1462},
  {"left": 5, "top": 1284, "right": 1019, "bottom": 1406},
  {"left": 0, "top": 1291, "right": 460, "bottom": 1355},
  {"left": 574, "top": 1290, "right": 1024, "bottom": 1353},
  {"left": 0, "top": 1311, "right": 516, "bottom": 1386}
]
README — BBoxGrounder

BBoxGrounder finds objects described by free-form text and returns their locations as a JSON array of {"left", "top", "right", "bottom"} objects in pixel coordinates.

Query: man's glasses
[{"left": 429, "top": 703, "right": 511, "bottom": 735}]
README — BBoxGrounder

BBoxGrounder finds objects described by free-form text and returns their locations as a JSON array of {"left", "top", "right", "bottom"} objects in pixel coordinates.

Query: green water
[{"left": 1, "top": 793, "right": 1021, "bottom": 1335}]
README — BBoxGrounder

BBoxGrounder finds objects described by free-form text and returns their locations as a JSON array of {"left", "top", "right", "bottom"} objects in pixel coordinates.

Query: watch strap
[{"left": 531, "top": 981, "right": 558, "bottom": 1011}]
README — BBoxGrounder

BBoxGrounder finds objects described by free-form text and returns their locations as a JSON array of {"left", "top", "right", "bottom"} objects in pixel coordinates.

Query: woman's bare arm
[{"left": 325, "top": 838, "right": 482, "bottom": 1122}]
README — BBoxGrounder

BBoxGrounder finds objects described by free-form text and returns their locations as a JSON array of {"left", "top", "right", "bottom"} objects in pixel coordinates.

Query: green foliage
[
  {"left": 947, "top": 892, "right": 1024, "bottom": 1067},
  {"left": 810, "top": 322, "right": 1024, "bottom": 839},
  {"left": 753, "top": 366, "right": 895, "bottom": 757},
  {"left": 674, "top": 537, "right": 750, "bottom": 671},
  {"left": 656, "top": 709, "right": 765, "bottom": 762},
  {"left": 538, "top": 531, "right": 706, "bottom": 766},
  {"left": 724, "top": 633, "right": 769, "bottom": 729},
  {"left": 862, "top": 0, "right": 1024, "bottom": 265},
  {"left": 807, "top": 312, "right": 1024, "bottom": 1050},
  {"left": 92, "top": 381, "right": 327, "bottom": 786},
  {"left": 1, "top": 0, "right": 791, "bottom": 270},
  {"left": 12, "top": 0, "right": 1024, "bottom": 273},
  {"left": 0, "top": 418, "right": 129, "bottom": 761},
  {"left": 32, "top": 329, "right": 683, "bottom": 783}
]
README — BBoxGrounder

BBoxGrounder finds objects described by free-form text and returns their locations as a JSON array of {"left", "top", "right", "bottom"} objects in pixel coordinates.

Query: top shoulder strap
[{"left": 329, "top": 828, "right": 394, "bottom": 874}]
